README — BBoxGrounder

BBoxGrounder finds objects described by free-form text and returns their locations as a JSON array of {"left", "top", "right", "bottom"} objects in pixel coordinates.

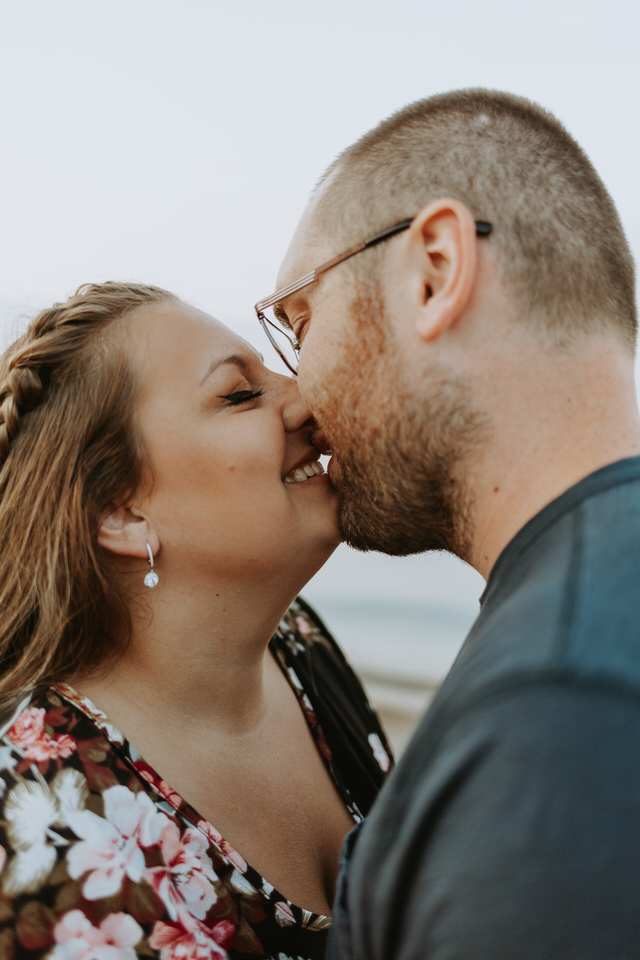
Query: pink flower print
[
  {"left": 145, "top": 821, "right": 217, "bottom": 921},
  {"left": 66, "top": 785, "right": 168, "bottom": 899},
  {"left": 7, "top": 706, "right": 77, "bottom": 762},
  {"left": 295, "top": 616, "right": 311, "bottom": 636},
  {"left": 197, "top": 820, "right": 248, "bottom": 873},
  {"left": 136, "top": 763, "right": 184, "bottom": 811},
  {"left": 25, "top": 732, "right": 76, "bottom": 763},
  {"left": 8, "top": 707, "right": 45, "bottom": 749},
  {"left": 50, "top": 908, "right": 143, "bottom": 960},
  {"left": 149, "top": 912, "right": 232, "bottom": 960}
]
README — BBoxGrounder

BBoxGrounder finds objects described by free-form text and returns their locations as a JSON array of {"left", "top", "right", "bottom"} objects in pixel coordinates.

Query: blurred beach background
[
  {"left": 302, "top": 548, "right": 483, "bottom": 753},
  {"left": 1, "top": 0, "right": 639, "bottom": 753}
]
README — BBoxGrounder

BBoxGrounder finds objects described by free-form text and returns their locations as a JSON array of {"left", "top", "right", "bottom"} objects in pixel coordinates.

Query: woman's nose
[{"left": 275, "top": 373, "right": 314, "bottom": 433}]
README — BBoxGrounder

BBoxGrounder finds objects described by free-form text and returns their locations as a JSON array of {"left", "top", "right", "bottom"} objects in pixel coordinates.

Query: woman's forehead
[{"left": 131, "top": 301, "right": 257, "bottom": 382}]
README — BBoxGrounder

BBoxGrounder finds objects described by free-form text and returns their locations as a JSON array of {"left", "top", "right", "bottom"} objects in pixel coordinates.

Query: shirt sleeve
[{"left": 328, "top": 679, "right": 640, "bottom": 960}]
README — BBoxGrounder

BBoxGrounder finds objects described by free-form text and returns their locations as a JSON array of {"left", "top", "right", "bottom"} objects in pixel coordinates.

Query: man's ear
[
  {"left": 98, "top": 504, "right": 159, "bottom": 560},
  {"left": 409, "top": 198, "right": 479, "bottom": 342}
]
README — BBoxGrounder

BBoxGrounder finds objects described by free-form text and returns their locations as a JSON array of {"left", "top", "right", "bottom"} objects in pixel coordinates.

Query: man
[{"left": 255, "top": 90, "right": 640, "bottom": 958}]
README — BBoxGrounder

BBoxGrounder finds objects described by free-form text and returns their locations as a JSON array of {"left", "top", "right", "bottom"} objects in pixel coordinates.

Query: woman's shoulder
[
  {"left": 275, "top": 595, "right": 344, "bottom": 656},
  {"left": 0, "top": 686, "right": 101, "bottom": 772},
  {"left": 272, "top": 598, "right": 394, "bottom": 815},
  {"left": 272, "top": 596, "right": 372, "bottom": 705},
  {"left": 0, "top": 684, "right": 128, "bottom": 779}
]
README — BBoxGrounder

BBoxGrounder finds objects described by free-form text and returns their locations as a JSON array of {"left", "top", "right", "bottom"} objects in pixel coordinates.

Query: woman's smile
[{"left": 283, "top": 456, "right": 326, "bottom": 484}]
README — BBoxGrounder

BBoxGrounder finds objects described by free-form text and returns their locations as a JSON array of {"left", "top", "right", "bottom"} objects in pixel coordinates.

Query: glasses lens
[{"left": 258, "top": 307, "right": 299, "bottom": 374}]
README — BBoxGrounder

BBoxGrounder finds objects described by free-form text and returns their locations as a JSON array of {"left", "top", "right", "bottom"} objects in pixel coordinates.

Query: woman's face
[{"left": 130, "top": 300, "right": 339, "bottom": 588}]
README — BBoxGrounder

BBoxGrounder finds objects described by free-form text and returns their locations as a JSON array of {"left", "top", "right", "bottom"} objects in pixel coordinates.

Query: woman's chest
[{"left": 171, "top": 721, "right": 355, "bottom": 917}]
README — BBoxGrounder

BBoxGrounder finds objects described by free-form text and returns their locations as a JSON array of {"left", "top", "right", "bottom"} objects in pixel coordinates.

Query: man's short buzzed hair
[{"left": 315, "top": 89, "right": 637, "bottom": 350}]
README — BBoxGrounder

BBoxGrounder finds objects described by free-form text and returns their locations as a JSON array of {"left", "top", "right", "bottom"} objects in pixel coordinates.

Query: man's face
[{"left": 276, "top": 212, "right": 488, "bottom": 559}]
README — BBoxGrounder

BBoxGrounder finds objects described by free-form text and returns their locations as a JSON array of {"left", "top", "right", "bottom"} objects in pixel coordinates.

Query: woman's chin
[{"left": 288, "top": 537, "right": 341, "bottom": 594}]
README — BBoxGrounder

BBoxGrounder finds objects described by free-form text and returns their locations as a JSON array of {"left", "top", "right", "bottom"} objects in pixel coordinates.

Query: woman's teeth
[{"left": 284, "top": 460, "right": 326, "bottom": 483}]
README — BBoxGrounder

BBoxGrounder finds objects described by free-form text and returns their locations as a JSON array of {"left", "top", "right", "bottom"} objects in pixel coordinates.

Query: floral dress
[{"left": 0, "top": 598, "right": 393, "bottom": 960}]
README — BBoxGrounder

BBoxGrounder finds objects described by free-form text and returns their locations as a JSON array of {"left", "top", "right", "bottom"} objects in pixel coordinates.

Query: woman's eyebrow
[{"left": 199, "top": 351, "right": 262, "bottom": 387}]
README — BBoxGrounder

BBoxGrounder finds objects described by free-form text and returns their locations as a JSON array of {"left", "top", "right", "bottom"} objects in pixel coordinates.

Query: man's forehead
[
  {"left": 276, "top": 182, "right": 336, "bottom": 290},
  {"left": 276, "top": 226, "right": 322, "bottom": 291}
]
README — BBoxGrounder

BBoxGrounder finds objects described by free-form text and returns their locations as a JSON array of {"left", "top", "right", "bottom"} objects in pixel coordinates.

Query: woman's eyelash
[{"left": 221, "top": 389, "right": 264, "bottom": 406}]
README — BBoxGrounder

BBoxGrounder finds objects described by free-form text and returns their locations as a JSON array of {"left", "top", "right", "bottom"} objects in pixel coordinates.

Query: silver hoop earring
[{"left": 144, "top": 542, "right": 159, "bottom": 588}]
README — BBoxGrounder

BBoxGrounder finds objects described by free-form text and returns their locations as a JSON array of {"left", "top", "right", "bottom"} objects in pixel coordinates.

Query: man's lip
[
  {"left": 311, "top": 428, "right": 333, "bottom": 457},
  {"left": 326, "top": 455, "right": 339, "bottom": 482}
]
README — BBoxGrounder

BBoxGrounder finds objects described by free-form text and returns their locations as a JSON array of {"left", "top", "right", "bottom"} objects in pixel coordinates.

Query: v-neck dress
[{"left": 0, "top": 598, "right": 392, "bottom": 960}]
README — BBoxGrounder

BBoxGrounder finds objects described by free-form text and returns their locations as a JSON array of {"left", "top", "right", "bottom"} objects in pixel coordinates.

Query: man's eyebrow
[{"left": 199, "top": 353, "right": 259, "bottom": 386}]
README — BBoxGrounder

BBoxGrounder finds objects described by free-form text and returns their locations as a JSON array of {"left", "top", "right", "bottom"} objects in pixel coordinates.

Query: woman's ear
[
  {"left": 410, "top": 198, "right": 479, "bottom": 342},
  {"left": 98, "top": 504, "right": 159, "bottom": 560}
]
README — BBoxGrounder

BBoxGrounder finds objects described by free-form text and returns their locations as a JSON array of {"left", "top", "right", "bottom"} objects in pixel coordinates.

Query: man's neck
[{"left": 465, "top": 338, "right": 640, "bottom": 579}]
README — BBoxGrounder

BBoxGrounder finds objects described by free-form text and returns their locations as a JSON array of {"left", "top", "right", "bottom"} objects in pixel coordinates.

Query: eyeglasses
[{"left": 255, "top": 216, "right": 493, "bottom": 375}]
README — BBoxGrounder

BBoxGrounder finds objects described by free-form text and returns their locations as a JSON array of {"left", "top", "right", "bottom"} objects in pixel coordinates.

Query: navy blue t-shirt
[{"left": 328, "top": 457, "right": 640, "bottom": 960}]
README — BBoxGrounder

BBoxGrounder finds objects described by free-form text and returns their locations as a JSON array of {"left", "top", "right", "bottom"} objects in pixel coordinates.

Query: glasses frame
[{"left": 255, "top": 217, "right": 493, "bottom": 375}]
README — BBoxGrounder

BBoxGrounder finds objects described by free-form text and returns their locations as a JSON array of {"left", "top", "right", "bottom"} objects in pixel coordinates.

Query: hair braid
[
  {"left": 0, "top": 365, "right": 44, "bottom": 462},
  {"left": 0, "top": 297, "right": 127, "bottom": 464}
]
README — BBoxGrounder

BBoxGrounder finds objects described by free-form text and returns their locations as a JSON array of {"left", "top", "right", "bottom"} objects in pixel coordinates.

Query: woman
[{"left": 0, "top": 282, "right": 392, "bottom": 960}]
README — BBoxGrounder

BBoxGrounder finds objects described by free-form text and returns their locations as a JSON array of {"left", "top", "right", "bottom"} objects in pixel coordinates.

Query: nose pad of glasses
[{"left": 257, "top": 310, "right": 299, "bottom": 376}]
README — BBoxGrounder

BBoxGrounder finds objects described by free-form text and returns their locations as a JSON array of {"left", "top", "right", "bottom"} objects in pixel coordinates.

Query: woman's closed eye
[{"left": 220, "top": 389, "right": 264, "bottom": 406}]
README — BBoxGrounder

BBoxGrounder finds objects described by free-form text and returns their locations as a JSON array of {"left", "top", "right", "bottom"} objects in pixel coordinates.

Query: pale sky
[
  {"left": 1, "top": 0, "right": 639, "bottom": 350},
  {"left": 1, "top": 0, "right": 638, "bottom": 636}
]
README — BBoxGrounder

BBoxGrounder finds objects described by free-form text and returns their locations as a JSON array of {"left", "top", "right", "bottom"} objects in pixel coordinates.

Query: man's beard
[{"left": 311, "top": 292, "right": 490, "bottom": 559}]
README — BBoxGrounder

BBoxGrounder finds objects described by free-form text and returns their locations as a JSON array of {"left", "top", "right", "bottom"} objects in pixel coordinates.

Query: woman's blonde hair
[{"left": 0, "top": 281, "right": 178, "bottom": 709}]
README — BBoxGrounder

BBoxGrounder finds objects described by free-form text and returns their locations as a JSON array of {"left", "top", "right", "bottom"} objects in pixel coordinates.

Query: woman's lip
[
  {"left": 283, "top": 448, "right": 323, "bottom": 480},
  {"left": 283, "top": 459, "right": 326, "bottom": 483},
  {"left": 284, "top": 470, "right": 331, "bottom": 491}
]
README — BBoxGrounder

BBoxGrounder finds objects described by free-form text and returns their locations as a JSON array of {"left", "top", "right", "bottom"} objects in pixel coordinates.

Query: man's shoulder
[
  {"left": 376, "top": 454, "right": 640, "bottom": 826},
  {"left": 334, "top": 676, "right": 640, "bottom": 960},
  {"left": 440, "top": 458, "right": 640, "bottom": 712}
]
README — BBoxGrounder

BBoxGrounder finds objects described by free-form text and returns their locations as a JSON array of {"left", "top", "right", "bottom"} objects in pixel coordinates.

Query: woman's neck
[{"left": 74, "top": 573, "right": 299, "bottom": 738}]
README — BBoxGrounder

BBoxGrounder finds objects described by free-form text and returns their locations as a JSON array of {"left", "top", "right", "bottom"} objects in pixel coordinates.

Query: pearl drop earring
[{"left": 144, "top": 542, "right": 159, "bottom": 588}]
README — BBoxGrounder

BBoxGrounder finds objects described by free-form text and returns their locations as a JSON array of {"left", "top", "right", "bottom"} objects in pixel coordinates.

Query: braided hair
[{"left": 0, "top": 281, "right": 178, "bottom": 710}]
